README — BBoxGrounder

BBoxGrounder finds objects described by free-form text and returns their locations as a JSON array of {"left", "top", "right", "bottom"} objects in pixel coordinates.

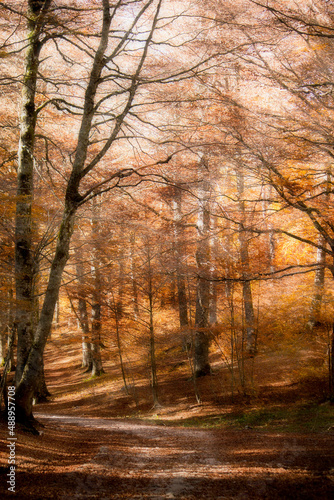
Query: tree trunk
[
  {"left": 79, "top": 296, "right": 92, "bottom": 371},
  {"left": 241, "top": 276, "right": 256, "bottom": 355},
  {"left": 90, "top": 302, "right": 104, "bottom": 377},
  {"left": 268, "top": 228, "right": 275, "bottom": 274},
  {"left": 0, "top": 325, "right": 16, "bottom": 411},
  {"left": 209, "top": 215, "right": 218, "bottom": 325},
  {"left": 306, "top": 165, "right": 330, "bottom": 334},
  {"left": 15, "top": 203, "right": 77, "bottom": 423},
  {"left": 171, "top": 187, "right": 189, "bottom": 349},
  {"left": 75, "top": 258, "right": 92, "bottom": 371},
  {"left": 147, "top": 245, "right": 159, "bottom": 407},
  {"left": 330, "top": 322, "right": 334, "bottom": 402},
  {"left": 90, "top": 197, "right": 104, "bottom": 377},
  {"left": 7, "top": 285, "right": 15, "bottom": 371},
  {"left": 130, "top": 233, "right": 140, "bottom": 318},
  {"left": 14, "top": 2, "right": 47, "bottom": 385},
  {"left": 117, "top": 257, "right": 125, "bottom": 318},
  {"left": 307, "top": 236, "right": 326, "bottom": 333},
  {"left": 194, "top": 163, "right": 212, "bottom": 377},
  {"left": 34, "top": 356, "right": 51, "bottom": 403},
  {"left": 262, "top": 184, "right": 275, "bottom": 272},
  {"left": 194, "top": 281, "right": 211, "bottom": 377},
  {"left": 236, "top": 167, "right": 257, "bottom": 356},
  {"left": 82, "top": 337, "right": 92, "bottom": 371},
  {"left": 0, "top": 328, "right": 6, "bottom": 366},
  {"left": 13, "top": 0, "right": 53, "bottom": 421},
  {"left": 113, "top": 296, "right": 129, "bottom": 394},
  {"left": 32, "top": 270, "right": 50, "bottom": 403},
  {"left": 149, "top": 291, "right": 159, "bottom": 407},
  {"left": 53, "top": 296, "right": 60, "bottom": 332}
]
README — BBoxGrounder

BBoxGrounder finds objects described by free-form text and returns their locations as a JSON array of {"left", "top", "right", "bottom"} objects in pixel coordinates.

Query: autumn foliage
[{"left": 0, "top": 0, "right": 333, "bottom": 423}]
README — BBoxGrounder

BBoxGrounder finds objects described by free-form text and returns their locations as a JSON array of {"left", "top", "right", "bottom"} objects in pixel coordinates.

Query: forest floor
[{"left": 1, "top": 333, "right": 334, "bottom": 499}]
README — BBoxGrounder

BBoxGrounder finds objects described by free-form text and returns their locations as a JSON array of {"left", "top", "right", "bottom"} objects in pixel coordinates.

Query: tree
[
  {"left": 307, "top": 235, "right": 327, "bottom": 333},
  {"left": 75, "top": 258, "right": 92, "bottom": 371},
  {"left": 235, "top": 165, "right": 257, "bottom": 355},
  {"left": 11, "top": 0, "right": 157, "bottom": 423},
  {"left": 14, "top": 0, "right": 52, "bottom": 386},
  {"left": 171, "top": 186, "right": 190, "bottom": 335},
  {"left": 8, "top": 0, "right": 214, "bottom": 424},
  {"left": 193, "top": 158, "right": 212, "bottom": 377},
  {"left": 89, "top": 196, "right": 105, "bottom": 377}
]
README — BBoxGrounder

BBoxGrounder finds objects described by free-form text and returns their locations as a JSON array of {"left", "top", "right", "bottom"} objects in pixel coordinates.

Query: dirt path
[{"left": 1, "top": 412, "right": 333, "bottom": 499}]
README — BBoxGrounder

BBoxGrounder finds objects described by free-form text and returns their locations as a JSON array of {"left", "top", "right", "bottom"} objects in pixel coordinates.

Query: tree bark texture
[
  {"left": 130, "top": 233, "right": 140, "bottom": 318},
  {"left": 194, "top": 169, "right": 212, "bottom": 378},
  {"left": 236, "top": 167, "right": 257, "bottom": 356},
  {"left": 75, "top": 257, "right": 92, "bottom": 370},
  {"left": 262, "top": 185, "right": 275, "bottom": 273},
  {"left": 90, "top": 197, "right": 104, "bottom": 377},
  {"left": 147, "top": 248, "right": 159, "bottom": 407},
  {"left": 171, "top": 187, "right": 190, "bottom": 351},
  {"left": 90, "top": 302, "right": 104, "bottom": 377},
  {"left": 307, "top": 238, "right": 326, "bottom": 332},
  {"left": 15, "top": 2, "right": 48, "bottom": 384},
  {"left": 15, "top": 203, "right": 77, "bottom": 421},
  {"left": 34, "top": 356, "right": 51, "bottom": 403},
  {"left": 209, "top": 215, "right": 218, "bottom": 325},
  {"left": 113, "top": 295, "right": 129, "bottom": 394}
]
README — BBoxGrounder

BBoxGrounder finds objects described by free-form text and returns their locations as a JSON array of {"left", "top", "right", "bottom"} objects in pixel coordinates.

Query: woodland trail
[{"left": 2, "top": 412, "right": 332, "bottom": 499}]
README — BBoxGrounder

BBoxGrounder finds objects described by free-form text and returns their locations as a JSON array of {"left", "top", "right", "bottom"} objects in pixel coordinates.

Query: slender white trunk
[
  {"left": 172, "top": 188, "right": 189, "bottom": 349},
  {"left": 236, "top": 167, "right": 257, "bottom": 356},
  {"left": 90, "top": 197, "right": 104, "bottom": 377},
  {"left": 130, "top": 233, "right": 140, "bottom": 318},
  {"left": 194, "top": 162, "right": 212, "bottom": 377},
  {"left": 209, "top": 215, "right": 218, "bottom": 325},
  {"left": 307, "top": 236, "right": 326, "bottom": 332},
  {"left": 75, "top": 258, "right": 92, "bottom": 370},
  {"left": 147, "top": 244, "right": 159, "bottom": 407}
]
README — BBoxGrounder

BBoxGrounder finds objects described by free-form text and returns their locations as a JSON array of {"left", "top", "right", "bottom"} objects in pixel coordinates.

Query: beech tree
[
  {"left": 2, "top": 0, "right": 217, "bottom": 425},
  {"left": 235, "top": 166, "right": 256, "bottom": 355},
  {"left": 170, "top": 185, "right": 190, "bottom": 341},
  {"left": 193, "top": 159, "right": 212, "bottom": 377},
  {"left": 75, "top": 255, "right": 92, "bottom": 371}
]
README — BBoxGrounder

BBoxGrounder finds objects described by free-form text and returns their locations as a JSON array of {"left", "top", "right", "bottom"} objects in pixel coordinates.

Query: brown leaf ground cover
[{"left": 1, "top": 335, "right": 334, "bottom": 499}]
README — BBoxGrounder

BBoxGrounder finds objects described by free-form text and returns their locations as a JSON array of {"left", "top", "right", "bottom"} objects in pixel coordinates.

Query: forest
[{"left": 0, "top": 1, "right": 334, "bottom": 498}]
